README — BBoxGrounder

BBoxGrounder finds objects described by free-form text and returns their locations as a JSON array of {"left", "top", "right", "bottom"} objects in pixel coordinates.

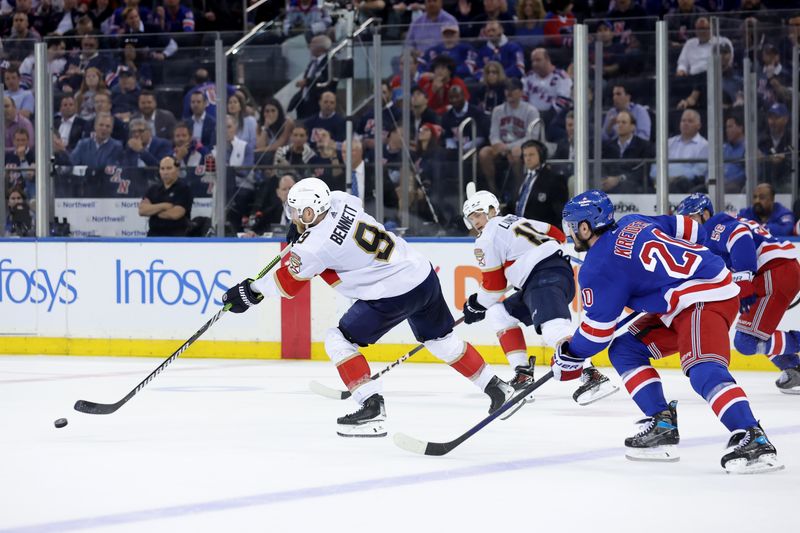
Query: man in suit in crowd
[
  {"left": 600, "top": 110, "right": 654, "bottom": 193},
  {"left": 290, "top": 34, "right": 337, "bottom": 120},
  {"left": 54, "top": 94, "right": 88, "bottom": 151},
  {"left": 188, "top": 89, "right": 216, "bottom": 148},
  {"left": 514, "top": 139, "right": 568, "bottom": 228},
  {"left": 134, "top": 89, "right": 177, "bottom": 140}
]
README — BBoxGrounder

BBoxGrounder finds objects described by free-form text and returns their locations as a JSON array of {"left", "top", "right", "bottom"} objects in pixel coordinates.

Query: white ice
[{"left": 1, "top": 355, "right": 798, "bottom": 533}]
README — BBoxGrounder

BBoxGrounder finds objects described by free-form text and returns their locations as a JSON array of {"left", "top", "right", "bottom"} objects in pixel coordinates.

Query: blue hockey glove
[
  {"left": 550, "top": 340, "right": 583, "bottom": 381},
  {"left": 223, "top": 279, "right": 263, "bottom": 313},
  {"left": 463, "top": 293, "right": 487, "bottom": 324},
  {"left": 736, "top": 280, "right": 757, "bottom": 314}
]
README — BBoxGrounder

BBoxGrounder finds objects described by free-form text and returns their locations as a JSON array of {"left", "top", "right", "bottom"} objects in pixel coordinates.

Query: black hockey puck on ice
[{"left": 54, "top": 418, "right": 68, "bottom": 429}]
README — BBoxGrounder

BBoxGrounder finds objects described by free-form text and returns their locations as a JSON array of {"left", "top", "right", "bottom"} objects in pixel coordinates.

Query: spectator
[
  {"left": 214, "top": 114, "right": 256, "bottom": 233},
  {"left": 553, "top": 109, "right": 574, "bottom": 184},
  {"left": 722, "top": 112, "right": 746, "bottom": 193},
  {"left": 590, "top": 19, "right": 639, "bottom": 79},
  {"left": 449, "top": 0, "right": 483, "bottom": 39},
  {"left": 188, "top": 90, "right": 216, "bottom": 149},
  {"left": 3, "top": 68, "right": 33, "bottom": 120},
  {"left": 738, "top": 183, "right": 795, "bottom": 237},
  {"left": 226, "top": 92, "right": 257, "bottom": 152},
  {"left": 110, "top": 0, "right": 153, "bottom": 34},
  {"left": 73, "top": 33, "right": 114, "bottom": 77},
  {"left": 514, "top": 139, "right": 567, "bottom": 227},
  {"left": 355, "top": 82, "right": 400, "bottom": 156},
  {"left": 54, "top": 94, "right": 89, "bottom": 152},
  {"left": 5, "top": 129, "right": 35, "bottom": 197},
  {"left": 284, "top": 0, "right": 332, "bottom": 39},
  {"left": 389, "top": 53, "right": 423, "bottom": 91},
  {"left": 61, "top": 14, "right": 96, "bottom": 49},
  {"left": 479, "top": 78, "right": 540, "bottom": 195},
  {"left": 132, "top": 117, "right": 172, "bottom": 161},
  {"left": 409, "top": 85, "right": 440, "bottom": 143},
  {"left": 117, "top": 6, "right": 178, "bottom": 65},
  {"left": 274, "top": 125, "right": 316, "bottom": 168},
  {"left": 110, "top": 69, "right": 141, "bottom": 120},
  {"left": 247, "top": 172, "right": 297, "bottom": 234},
  {"left": 181, "top": 68, "right": 235, "bottom": 119},
  {"left": 474, "top": 21, "right": 525, "bottom": 80},
  {"left": 310, "top": 128, "right": 345, "bottom": 192},
  {"left": 601, "top": 83, "right": 652, "bottom": 142},
  {"left": 171, "top": 121, "right": 208, "bottom": 170},
  {"left": 256, "top": 97, "right": 294, "bottom": 162},
  {"left": 411, "top": 122, "right": 445, "bottom": 223},
  {"left": 4, "top": 187, "right": 34, "bottom": 237},
  {"left": 20, "top": 37, "right": 68, "bottom": 91},
  {"left": 75, "top": 67, "right": 111, "bottom": 121},
  {"left": 606, "top": 0, "right": 649, "bottom": 35},
  {"left": 757, "top": 43, "right": 791, "bottom": 111},
  {"left": 472, "top": 60, "right": 507, "bottom": 114},
  {"left": 305, "top": 91, "right": 347, "bottom": 146},
  {"left": 3, "top": 97, "right": 34, "bottom": 152},
  {"left": 134, "top": 89, "right": 177, "bottom": 141},
  {"left": 442, "top": 84, "right": 487, "bottom": 153},
  {"left": 676, "top": 17, "right": 733, "bottom": 76},
  {"left": 121, "top": 118, "right": 161, "bottom": 195},
  {"left": 515, "top": 0, "right": 547, "bottom": 49},
  {"left": 668, "top": 0, "right": 708, "bottom": 49},
  {"left": 720, "top": 43, "right": 743, "bottom": 109},
  {"left": 543, "top": 0, "right": 576, "bottom": 48},
  {"left": 66, "top": 112, "right": 124, "bottom": 166},
  {"left": 418, "top": 55, "right": 470, "bottom": 116},
  {"left": 289, "top": 34, "right": 337, "bottom": 120},
  {"left": 404, "top": 0, "right": 457, "bottom": 55},
  {"left": 4, "top": 11, "right": 40, "bottom": 62},
  {"left": 154, "top": 0, "right": 195, "bottom": 33},
  {"left": 522, "top": 48, "right": 572, "bottom": 122},
  {"left": 470, "top": 0, "right": 516, "bottom": 38},
  {"left": 418, "top": 23, "right": 475, "bottom": 80},
  {"left": 600, "top": 110, "right": 654, "bottom": 193},
  {"left": 93, "top": 92, "right": 129, "bottom": 142},
  {"left": 51, "top": 0, "right": 83, "bottom": 35},
  {"left": 758, "top": 103, "right": 791, "bottom": 188},
  {"left": 139, "top": 156, "right": 193, "bottom": 237},
  {"left": 89, "top": 0, "right": 115, "bottom": 34},
  {"left": 118, "top": 40, "right": 155, "bottom": 88},
  {"left": 652, "top": 108, "right": 708, "bottom": 193}
]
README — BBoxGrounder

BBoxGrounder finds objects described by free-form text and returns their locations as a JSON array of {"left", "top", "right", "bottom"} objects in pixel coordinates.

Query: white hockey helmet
[
  {"left": 287, "top": 177, "right": 331, "bottom": 225},
  {"left": 462, "top": 190, "right": 500, "bottom": 229}
]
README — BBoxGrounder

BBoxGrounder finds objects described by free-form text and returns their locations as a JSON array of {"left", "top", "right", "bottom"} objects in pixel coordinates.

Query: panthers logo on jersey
[
  {"left": 288, "top": 252, "right": 303, "bottom": 276},
  {"left": 474, "top": 248, "right": 486, "bottom": 267}
]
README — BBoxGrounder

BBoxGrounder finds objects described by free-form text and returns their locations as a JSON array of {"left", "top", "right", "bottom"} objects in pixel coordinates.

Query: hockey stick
[
  {"left": 74, "top": 246, "right": 293, "bottom": 415},
  {"left": 393, "top": 310, "right": 641, "bottom": 456},
  {"left": 309, "top": 316, "right": 466, "bottom": 400}
]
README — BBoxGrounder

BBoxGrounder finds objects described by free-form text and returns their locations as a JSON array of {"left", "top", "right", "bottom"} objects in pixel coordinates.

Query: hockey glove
[
  {"left": 462, "top": 293, "right": 487, "bottom": 324},
  {"left": 286, "top": 223, "right": 302, "bottom": 245},
  {"left": 223, "top": 279, "right": 263, "bottom": 313},
  {"left": 736, "top": 279, "right": 757, "bottom": 314},
  {"left": 550, "top": 340, "right": 584, "bottom": 381}
]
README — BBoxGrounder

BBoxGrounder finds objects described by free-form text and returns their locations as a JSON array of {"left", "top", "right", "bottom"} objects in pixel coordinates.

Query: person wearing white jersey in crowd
[
  {"left": 522, "top": 48, "right": 572, "bottom": 120},
  {"left": 223, "top": 178, "right": 519, "bottom": 438},
  {"left": 461, "top": 190, "right": 618, "bottom": 405}
]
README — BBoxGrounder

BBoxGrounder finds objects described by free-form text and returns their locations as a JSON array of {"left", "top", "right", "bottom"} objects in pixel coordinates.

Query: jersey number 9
[{"left": 354, "top": 222, "right": 395, "bottom": 261}]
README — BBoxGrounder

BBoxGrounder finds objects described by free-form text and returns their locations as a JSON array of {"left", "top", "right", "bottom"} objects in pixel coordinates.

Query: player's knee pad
[
  {"left": 608, "top": 333, "right": 652, "bottom": 374},
  {"left": 424, "top": 331, "right": 465, "bottom": 364},
  {"left": 540, "top": 318, "right": 573, "bottom": 347},
  {"left": 487, "top": 303, "right": 518, "bottom": 333},
  {"left": 324, "top": 327, "right": 360, "bottom": 365},
  {"left": 733, "top": 331, "right": 762, "bottom": 356}
]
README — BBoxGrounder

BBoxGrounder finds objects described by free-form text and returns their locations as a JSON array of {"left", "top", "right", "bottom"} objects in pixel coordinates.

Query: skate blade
[
  {"left": 625, "top": 445, "right": 680, "bottom": 462},
  {"left": 777, "top": 387, "right": 800, "bottom": 395},
  {"left": 574, "top": 382, "right": 620, "bottom": 406},
  {"left": 725, "top": 454, "right": 785, "bottom": 475},
  {"left": 498, "top": 397, "right": 527, "bottom": 421},
  {"left": 336, "top": 421, "right": 387, "bottom": 438}
]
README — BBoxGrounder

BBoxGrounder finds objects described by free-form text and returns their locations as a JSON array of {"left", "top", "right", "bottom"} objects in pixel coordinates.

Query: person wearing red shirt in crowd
[{"left": 417, "top": 55, "right": 469, "bottom": 116}]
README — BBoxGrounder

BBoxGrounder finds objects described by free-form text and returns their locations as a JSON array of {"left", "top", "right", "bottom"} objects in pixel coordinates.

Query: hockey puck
[{"left": 54, "top": 418, "right": 68, "bottom": 429}]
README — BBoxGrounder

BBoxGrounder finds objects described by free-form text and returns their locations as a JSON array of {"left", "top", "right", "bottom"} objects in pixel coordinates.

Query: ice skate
[
  {"left": 573, "top": 366, "right": 619, "bottom": 406},
  {"left": 336, "top": 394, "right": 387, "bottom": 438},
  {"left": 624, "top": 400, "right": 680, "bottom": 462},
  {"left": 775, "top": 365, "right": 800, "bottom": 395},
  {"left": 484, "top": 376, "right": 525, "bottom": 420},
  {"left": 722, "top": 424, "right": 784, "bottom": 474},
  {"left": 510, "top": 356, "right": 536, "bottom": 403}
]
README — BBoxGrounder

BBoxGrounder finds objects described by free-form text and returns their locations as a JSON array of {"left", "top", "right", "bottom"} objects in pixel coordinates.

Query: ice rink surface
[{"left": 1, "top": 355, "right": 798, "bottom": 533}]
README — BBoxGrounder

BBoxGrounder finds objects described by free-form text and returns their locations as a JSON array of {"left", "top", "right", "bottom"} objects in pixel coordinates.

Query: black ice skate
[
  {"left": 336, "top": 394, "right": 387, "bottom": 438},
  {"left": 775, "top": 365, "right": 800, "bottom": 395},
  {"left": 484, "top": 376, "right": 525, "bottom": 420},
  {"left": 510, "top": 356, "right": 536, "bottom": 402},
  {"left": 624, "top": 400, "right": 680, "bottom": 462},
  {"left": 573, "top": 366, "right": 620, "bottom": 406},
  {"left": 721, "top": 424, "right": 784, "bottom": 474}
]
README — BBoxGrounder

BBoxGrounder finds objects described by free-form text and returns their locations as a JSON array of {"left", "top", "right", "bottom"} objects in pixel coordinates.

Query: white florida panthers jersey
[{"left": 252, "top": 191, "right": 431, "bottom": 301}]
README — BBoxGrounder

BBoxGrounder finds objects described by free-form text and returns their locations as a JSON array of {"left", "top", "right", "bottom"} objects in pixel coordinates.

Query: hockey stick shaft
[
  {"left": 310, "top": 316, "right": 466, "bottom": 400},
  {"left": 74, "top": 245, "right": 292, "bottom": 415}
]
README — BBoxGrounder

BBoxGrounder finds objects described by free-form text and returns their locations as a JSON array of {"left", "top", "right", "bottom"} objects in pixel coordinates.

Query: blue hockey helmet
[
  {"left": 561, "top": 190, "right": 616, "bottom": 235},
  {"left": 675, "top": 193, "right": 714, "bottom": 217}
]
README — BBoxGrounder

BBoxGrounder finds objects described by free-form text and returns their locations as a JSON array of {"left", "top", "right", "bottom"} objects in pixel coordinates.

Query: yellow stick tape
[{"left": 0, "top": 338, "right": 776, "bottom": 371}]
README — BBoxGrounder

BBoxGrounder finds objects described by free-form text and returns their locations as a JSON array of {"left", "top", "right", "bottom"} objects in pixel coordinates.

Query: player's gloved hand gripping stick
[{"left": 73, "top": 246, "right": 293, "bottom": 415}]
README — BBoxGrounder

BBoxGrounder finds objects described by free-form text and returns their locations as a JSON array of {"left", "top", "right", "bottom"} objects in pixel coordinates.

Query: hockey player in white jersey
[
  {"left": 223, "top": 178, "right": 518, "bottom": 437},
  {"left": 461, "top": 190, "right": 618, "bottom": 405}
]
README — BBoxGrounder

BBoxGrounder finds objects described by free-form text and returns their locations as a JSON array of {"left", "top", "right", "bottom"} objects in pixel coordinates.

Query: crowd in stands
[{"left": 2, "top": 0, "right": 800, "bottom": 236}]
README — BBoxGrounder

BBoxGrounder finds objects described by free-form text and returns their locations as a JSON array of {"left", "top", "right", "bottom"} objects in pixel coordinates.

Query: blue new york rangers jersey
[
  {"left": 570, "top": 214, "right": 738, "bottom": 358},
  {"left": 732, "top": 217, "right": 795, "bottom": 271},
  {"left": 700, "top": 213, "right": 795, "bottom": 274}
]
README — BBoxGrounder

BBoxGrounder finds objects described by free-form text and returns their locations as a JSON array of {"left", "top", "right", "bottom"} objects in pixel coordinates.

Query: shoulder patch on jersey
[
  {"left": 474, "top": 248, "right": 486, "bottom": 267},
  {"left": 288, "top": 252, "right": 302, "bottom": 275}
]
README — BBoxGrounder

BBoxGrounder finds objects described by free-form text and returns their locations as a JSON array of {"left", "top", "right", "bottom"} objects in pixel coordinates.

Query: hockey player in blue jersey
[
  {"left": 550, "top": 190, "right": 782, "bottom": 473},
  {"left": 676, "top": 193, "right": 800, "bottom": 393}
]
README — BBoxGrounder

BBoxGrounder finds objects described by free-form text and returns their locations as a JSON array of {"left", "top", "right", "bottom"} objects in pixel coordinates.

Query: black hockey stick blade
[{"left": 393, "top": 371, "right": 554, "bottom": 456}]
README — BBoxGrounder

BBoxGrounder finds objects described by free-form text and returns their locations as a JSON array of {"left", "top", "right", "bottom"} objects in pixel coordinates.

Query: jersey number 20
[
  {"left": 354, "top": 222, "right": 395, "bottom": 261},
  {"left": 639, "top": 229, "right": 702, "bottom": 279}
]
